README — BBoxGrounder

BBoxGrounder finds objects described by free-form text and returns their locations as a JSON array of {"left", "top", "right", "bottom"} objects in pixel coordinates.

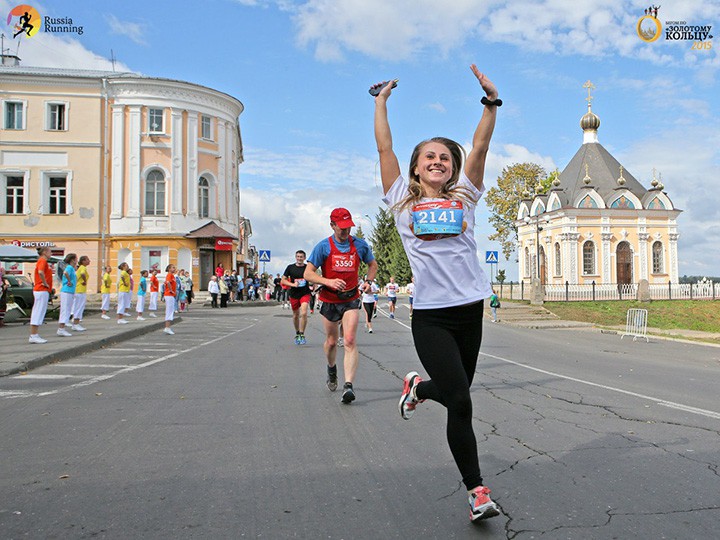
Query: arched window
[
  {"left": 524, "top": 246, "right": 531, "bottom": 277},
  {"left": 652, "top": 241, "right": 664, "bottom": 274},
  {"left": 554, "top": 242, "right": 561, "bottom": 276},
  {"left": 582, "top": 241, "right": 595, "bottom": 275},
  {"left": 198, "top": 176, "right": 210, "bottom": 218},
  {"left": 144, "top": 170, "right": 165, "bottom": 215}
]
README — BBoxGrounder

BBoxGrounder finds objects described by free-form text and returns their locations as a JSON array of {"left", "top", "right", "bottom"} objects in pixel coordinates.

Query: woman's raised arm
[
  {"left": 464, "top": 65, "right": 499, "bottom": 191},
  {"left": 373, "top": 81, "right": 401, "bottom": 195}
]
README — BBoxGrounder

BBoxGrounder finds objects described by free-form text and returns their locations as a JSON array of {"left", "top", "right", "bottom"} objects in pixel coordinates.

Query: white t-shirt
[
  {"left": 406, "top": 282, "right": 415, "bottom": 298},
  {"left": 361, "top": 283, "right": 376, "bottom": 304},
  {"left": 386, "top": 282, "right": 399, "bottom": 298},
  {"left": 382, "top": 172, "right": 492, "bottom": 309}
]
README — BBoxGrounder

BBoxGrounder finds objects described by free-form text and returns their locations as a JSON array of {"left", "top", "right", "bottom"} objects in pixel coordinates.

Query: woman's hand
[
  {"left": 470, "top": 64, "right": 498, "bottom": 100},
  {"left": 372, "top": 80, "right": 395, "bottom": 101}
]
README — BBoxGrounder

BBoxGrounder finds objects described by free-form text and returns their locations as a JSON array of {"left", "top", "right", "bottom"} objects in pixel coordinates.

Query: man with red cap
[{"left": 305, "top": 208, "right": 378, "bottom": 404}]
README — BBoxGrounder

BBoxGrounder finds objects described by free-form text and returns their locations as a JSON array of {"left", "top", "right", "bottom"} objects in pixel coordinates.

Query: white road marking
[
  {"left": 14, "top": 374, "right": 94, "bottom": 380},
  {"left": 11, "top": 322, "right": 257, "bottom": 399},
  {"left": 480, "top": 351, "right": 720, "bottom": 421},
  {"left": 58, "top": 364, "right": 135, "bottom": 369},
  {"left": 0, "top": 390, "right": 33, "bottom": 397}
]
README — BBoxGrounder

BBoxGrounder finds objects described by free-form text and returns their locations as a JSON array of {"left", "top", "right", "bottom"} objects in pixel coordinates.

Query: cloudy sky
[{"left": 3, "top": 0, "right": 718, "bottom": 280}]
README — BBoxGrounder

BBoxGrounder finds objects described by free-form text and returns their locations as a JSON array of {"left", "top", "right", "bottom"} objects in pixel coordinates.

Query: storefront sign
[
  {"left": 11, "top": 240, "right": 56, "bottom": 248},
  {"left": 215, "top": 238, "right": 234, "bottom": 251}
]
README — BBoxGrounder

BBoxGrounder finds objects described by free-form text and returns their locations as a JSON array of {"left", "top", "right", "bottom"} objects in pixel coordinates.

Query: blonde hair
[{"left": 393, "top": 137, "right": 478, "bottom": 213}]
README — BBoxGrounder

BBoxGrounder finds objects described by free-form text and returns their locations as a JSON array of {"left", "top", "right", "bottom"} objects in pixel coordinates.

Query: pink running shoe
[{"left": 469, "top": 486, "right": 500, "bottom": 521}]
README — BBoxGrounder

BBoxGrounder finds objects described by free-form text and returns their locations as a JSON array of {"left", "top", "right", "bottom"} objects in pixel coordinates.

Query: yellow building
[
  {"left": 517, "top": 84, "right": 681, "bottom": 286},
  {"left": 0, "top": 59, "right": 249, "bottom": 290}
]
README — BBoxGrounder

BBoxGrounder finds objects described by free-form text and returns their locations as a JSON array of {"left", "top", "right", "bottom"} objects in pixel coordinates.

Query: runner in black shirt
[{"left": 281, "top": 250, "right": 312, "bottom": 344}]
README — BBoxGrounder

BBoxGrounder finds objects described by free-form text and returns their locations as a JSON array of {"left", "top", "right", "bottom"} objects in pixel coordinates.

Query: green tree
[
  {"left": 369, "top": 207, "right": 410, "bottom": 286},
  {"left": 496, "top": 269, "right": 506, "bottom": 284},
  {"left": 485, "top": 162, "right": 550, "bottom": 261}
]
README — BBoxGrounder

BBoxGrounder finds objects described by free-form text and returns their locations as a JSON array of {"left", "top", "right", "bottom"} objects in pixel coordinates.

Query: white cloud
[
  {"left": 0, "top": 32, "right": 132, "bottom": 72},
  {"left": 105, "top": 14, "right": 147, "bottom": 46},
  {"left": 240, "top": 147, "right": 379, "bottom": 189},
  {"left": 426, "top": 102, "right": 447, "bottom": 113},
  {"left": 284, "top": 0, "right": 720, "bottom": 66}
]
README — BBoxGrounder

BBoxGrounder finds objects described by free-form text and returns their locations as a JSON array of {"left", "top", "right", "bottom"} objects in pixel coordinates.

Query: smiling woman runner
[{"left": 372, "top": 64, "right": 501, "bottom": 522}]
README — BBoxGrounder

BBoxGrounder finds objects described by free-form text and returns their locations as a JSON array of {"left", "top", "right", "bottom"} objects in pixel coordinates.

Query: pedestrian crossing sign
[
  {"left": 259, "top": 250, "right": 271, "bottom": 262},
  {"left": 485, "top": 251, "right": 498, "bottom": 264}
]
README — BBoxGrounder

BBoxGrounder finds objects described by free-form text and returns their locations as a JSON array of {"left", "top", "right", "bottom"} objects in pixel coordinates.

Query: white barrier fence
[
  {"left": 496, "top": 280, "right": 719, "bottom": 302},
  {"left": 621, "top": 308, "right": 649, "bottom": 342}
]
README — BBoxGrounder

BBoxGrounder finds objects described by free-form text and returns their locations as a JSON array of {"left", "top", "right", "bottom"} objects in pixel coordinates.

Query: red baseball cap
[{"left": 330, "top": 207, "right": 355, "bottom": 228}]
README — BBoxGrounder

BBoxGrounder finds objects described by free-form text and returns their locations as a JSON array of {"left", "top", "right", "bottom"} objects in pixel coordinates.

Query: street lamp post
[{"left": 524, "top": 215, "right": 547, "bottom": 282}]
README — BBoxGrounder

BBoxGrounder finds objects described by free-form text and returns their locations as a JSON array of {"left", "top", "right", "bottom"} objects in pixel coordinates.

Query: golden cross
[{"left": 582, "top": 80, "right": 596, "bottom": 107}]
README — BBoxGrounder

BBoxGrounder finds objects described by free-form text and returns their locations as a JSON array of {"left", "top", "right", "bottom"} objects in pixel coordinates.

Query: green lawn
[{"left": 544, "top": 300, "right": 720, "bottom": 334}]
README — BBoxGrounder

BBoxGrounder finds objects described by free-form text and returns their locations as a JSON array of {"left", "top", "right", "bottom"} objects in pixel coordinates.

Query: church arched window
[
  {"left": 524, "top": 246, "right": 531, "bottom": 277},
  {"left": 582, "top": 241, "right": 595, "bottom": 275},
  {"left": 554, "top": 242, "right": 561, "bottom": 276},
  {"left": 652, "top": 241, "right": 664, "bottom": 274}
]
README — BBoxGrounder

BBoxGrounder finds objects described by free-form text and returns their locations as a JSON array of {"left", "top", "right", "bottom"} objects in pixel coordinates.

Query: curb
[{"left": 0, "top": 317, "right": 181, "bottom": 378}]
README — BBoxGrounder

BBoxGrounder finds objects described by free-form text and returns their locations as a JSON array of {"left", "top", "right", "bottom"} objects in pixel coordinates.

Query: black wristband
[{"left": 481, "top": 96, "right": 503, "bottom": 107}]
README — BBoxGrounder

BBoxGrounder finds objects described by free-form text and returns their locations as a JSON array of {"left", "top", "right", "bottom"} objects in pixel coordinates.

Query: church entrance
[{"left": 616, "top": 242, "right": 633, "bottom": 285}]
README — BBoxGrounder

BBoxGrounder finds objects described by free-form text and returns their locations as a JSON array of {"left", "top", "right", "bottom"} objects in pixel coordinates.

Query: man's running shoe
[
  {"left": 294, "top": 334, "right": 301, "bottom": 345},
  {"left": 299, "top": 333, "right": 306, "bottom": 345},
  {"left": 469, "top": 486, "right": 500, "bottom": 522},
  {"left": 337, "top": 337, "right": 344, "bottom": 348},
  {"left": 326, "top": 365, "right": 338, "bottom": 392},
  {"left": 389, "top": 313, "right": 395, "bottom": 319},
  {"left": 368, "top": 328, "right": 373, "bottom": 334},
  {"left": 341, "top": 382, "right": 355, "bottom": 404},
  {"left": 399, "top": 371, "right": 423, "bottom": 420}
]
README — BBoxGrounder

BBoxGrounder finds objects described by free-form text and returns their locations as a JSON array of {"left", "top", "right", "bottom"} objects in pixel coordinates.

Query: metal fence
[
  {"left": 494, "top": 280, "right": 719, "bottom": 302},
  {"left": 621, "top": 308, "right": 649, "bottom": 342}
]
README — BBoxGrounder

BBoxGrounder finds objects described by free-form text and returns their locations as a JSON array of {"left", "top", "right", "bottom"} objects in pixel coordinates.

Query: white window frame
[
  {"left": 2, "top": 99, "right": 27, "bottom": 130},
  {"left": 198, "top": 176, "right": 211, "bottom": 218},
  {"left": 148, "top": 108, "right": 165, "bottom": 134},
  {"left": 144, "top": 169, "right": 167, "bottom": 216},
  {"left": 582, "top": 241, "right": 596, "bottom": 276},
  {"left": 45, "top": 101, "right": 69, "bottom": 131},
  {"left": 554, "top": 242, "right": 562, "bottom": 277},
  {"left": 524, "top": 246, "right": 531, "bottom": 278},
  {"left": 0, "top": 170, "right": 30, "bottom": 214},
  {"left": 201, "top": 115, "right": 213, "bottom": 140},
  {"left": 651, "top": 241, "right": 664, "bottom": 274},
  {"left": 39, "top": 170, "right": 73, "bottom": 215}
]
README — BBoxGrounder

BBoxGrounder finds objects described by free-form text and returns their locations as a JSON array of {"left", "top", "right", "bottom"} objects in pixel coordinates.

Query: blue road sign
[
  {"left": 485, "top": 251, "right": 499, "bottom": 264},
  {"left": 258, "top": 250, "right": 271, "bottom": 262}
]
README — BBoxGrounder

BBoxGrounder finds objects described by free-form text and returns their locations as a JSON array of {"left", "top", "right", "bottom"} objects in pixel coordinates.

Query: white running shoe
[
  {"left": 71, "top": 324, "right": 86, "bottom": 332},
  {"left": 136, "top": 316, "right": 146, "bottom": 321},
  {"left": 29, "top": 335, "right": 48, "bottom": 344},
  {"left": 57, "top": 328, "right": 73, "bottom": 337},
  {"left": 117, "top": 319, "right": 129, "bottom": 324},
  {"left": 149, "top": 313, "right": 157, "bottom": 318},
  {"left": 337, "top": 337, "right": 344, "bottom": 348},
  {"left": 163, "top": 327, "right": 175, "bottom": 335},
  {"left": 101, "top": 314, "right": 111, "bottom": 320}
]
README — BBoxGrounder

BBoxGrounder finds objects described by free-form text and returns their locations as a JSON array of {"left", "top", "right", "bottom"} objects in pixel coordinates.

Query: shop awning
[
  {"left": 185, "top": 221, "right": 238, "bottom": 240},
  {"left": 0, "top": 244, "right": 62, "bottom": 263}
]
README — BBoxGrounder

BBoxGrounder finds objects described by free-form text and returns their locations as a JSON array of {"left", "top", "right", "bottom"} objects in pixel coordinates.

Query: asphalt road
[{"left": 1, "top": 302, "right": 719, "bottom": 539}]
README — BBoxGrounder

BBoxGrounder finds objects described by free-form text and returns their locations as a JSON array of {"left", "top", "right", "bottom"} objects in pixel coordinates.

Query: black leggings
[
  {"left": 411, "top": 300, "right": 484, "bottom": 490},
  {"left": 363, "top": 301, "right": 374, "bottom": 322}
]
